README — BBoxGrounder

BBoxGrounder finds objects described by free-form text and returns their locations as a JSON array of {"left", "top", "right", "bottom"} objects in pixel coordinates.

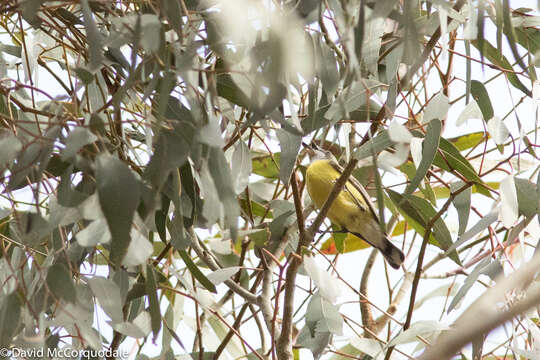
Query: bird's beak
[{"left": 302, "top": 142, "right": 316, "bottom": 157}]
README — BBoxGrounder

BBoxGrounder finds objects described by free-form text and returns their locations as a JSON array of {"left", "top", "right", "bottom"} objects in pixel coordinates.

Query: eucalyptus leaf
[
  {"left": 96, "top": 154, "right": 141, "bottom": 265},
  {"left": 231, "top": 141, "right": 252, "bottom": 194},
  {"left": 276, "top": 129, "right": 301, "bottom": 185},
  {"left": 405, "top": 119, "right": 441, "bottom": 195},
  {"left": 46, "top": 263, "right": 77, "bottom": 303},
  {"left": 88, "top": 277, "right": 123, "bottom": 323}
]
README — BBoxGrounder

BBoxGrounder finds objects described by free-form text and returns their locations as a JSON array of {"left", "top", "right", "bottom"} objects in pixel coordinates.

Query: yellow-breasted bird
[{"left": 305, "top": 145, "right": 405, "bottom": 269}]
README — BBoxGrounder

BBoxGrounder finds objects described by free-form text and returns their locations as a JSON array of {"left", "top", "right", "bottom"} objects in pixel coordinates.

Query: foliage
[{"left": 0, "top": 0, "right": 539, "bottom": 359}]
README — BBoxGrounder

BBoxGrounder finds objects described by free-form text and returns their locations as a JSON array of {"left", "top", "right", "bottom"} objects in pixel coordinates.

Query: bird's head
[{"left": 303, "top": 142, "right": 336, "bottom": 162}]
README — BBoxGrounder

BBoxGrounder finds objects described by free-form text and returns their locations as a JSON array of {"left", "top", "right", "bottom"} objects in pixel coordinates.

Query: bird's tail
[
  {"left": 381, "top": 236, "right": 405, "bottom": 269},
  {"left": 350, "top": 232, "right": 404, "bottom": 269}
]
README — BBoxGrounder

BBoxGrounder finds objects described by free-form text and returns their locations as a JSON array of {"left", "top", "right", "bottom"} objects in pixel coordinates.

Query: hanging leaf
[
  {"left": 388, "top": 190, "right": 460, "bottom": 265},
  {"left": 88, "top": 277, "right": 123, "bottom": 323},
  {"left": 46, "top": 263, "right": 77, "bottom": 303},
  {"left": 252, "top": 152, "right": 281, "bottom": 179},
  {"left": 145, "top": 264, "right": 162, "bottom": 339},
  {"left": 450, "top": 181, "right": 472, "bottom": 236},
  {"left": 405, "top": 119, "right": 441, "bottom": 195},
  {"left": 276, "top": 129, "right": 301, "bottom": 185},
  {"left": 81, "top": 0, "right": 104, "bottom": 71},
  {"left": 231, "top": 140, "right": 252, "bottom": 194},
  {"left": 0, "top": 292, "right": 22, "bottom": 347},
  {"left": 96, "top": 154, "right": 141, "bottom": 265}
]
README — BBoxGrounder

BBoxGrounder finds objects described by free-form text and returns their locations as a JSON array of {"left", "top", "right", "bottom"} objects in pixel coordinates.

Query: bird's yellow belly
[{"left": 306, "top": 160, "right": 359, "bottom": 229}]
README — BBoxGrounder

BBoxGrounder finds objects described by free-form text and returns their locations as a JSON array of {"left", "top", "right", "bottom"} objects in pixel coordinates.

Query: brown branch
[
  {"left": 189, "top": 229, "right": 258, "bottom": 304},
  {"left": 419, "top": 252, "right": 540, "bottom": 360},
  {"left": 359, "top": 249, "right": 378, "bottom": 338},
  {"left": 385, "top": 182, "right": 471, "bottom": 359},
  {"left": 277, "top": 159, "right": 358, "bottom": 359}
]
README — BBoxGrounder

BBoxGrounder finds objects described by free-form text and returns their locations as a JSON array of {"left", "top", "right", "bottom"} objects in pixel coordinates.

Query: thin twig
[{"left": 189, "top": 228, "right": 258, "bottom": 304}]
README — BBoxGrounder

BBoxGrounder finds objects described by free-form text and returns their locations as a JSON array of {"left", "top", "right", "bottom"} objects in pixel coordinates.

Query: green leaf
[
  {"left": 216, "top": 72, "right": 251, "bottom": 108},
  {"left": 88, "top": 276, "right": 123, "bottom": 323},
  {"left": 206, "top": 266, "right": 241, "bottom": 285},
  {"left": 81, "top": 0, "right": 103, "bottom": 71},
  {"left": 252, "top": 152, "right": 281, "bottom": 179},
  {"left": 311, "top": 34, "right": 339, "bottom": 98},
  {"left": 449, "top": 131, "right": 484, "bottom": 151},
  {"left": 208, "top": 147, "right": 240, "bottom": 240},
  {"left": 239, "top": 199, "right": 270, "bottom": 219},
  {"left": 448, "top": 258, "right": 503, "bottom": 313},
  {"left": 387, "top": 190, "right": 460, "bottom": 265},
  {"left": 353, "top": 130, "right": 395, "bottom": 160},
  {"left": 20, "top": 0, "right": 42, "bottom": 26},
  {"left": 405, "top": 119, "right": 441, "bottom": 195},
  {"left": 0, "top": 292, "right": 22, "bottom": 347},
  {"left": 269, "top": 206, "right": 296, "bottom": 243},
  {"left": 276, "top": 129, "right": 301, "bottom": 185},
  {"left": 0, "top": 134, "right": 22, "bottom": 168},
  {"left": 145, "top": 264, "right": 162, "bottom": 339},
  {"left": 144, "top": 104, "right": 193, "bottom": 189},
  {"left": 46, "top": 263, "right": 77, "bottom": 303},
  {"left": 471, "top": 40, "right": 531, "bottom": 97},
  {"left": 302, "top": 85, "right": 330, "bottom": 133},
  {"left": 470, "top": 80, "right": 493, "bottom": 121},
  {"left": 232, "top": 140, "right": 252, "bottom": 194},
  {"left": 324, "top": 79, "right": 384, "bottom": 122},
  {"left": 450, "top": 181, "right": 472, "bottom": 236},
  {"left": 514, "top": 178, "right": 538, "bottom": 218},
  {"left": 434, "top": 137, "right": 490, "bottom": 196},
  {"left": 168, "top": 211, "right": 190, "bottom": 250},
  {"left": 501, "top": 0, "right": 527, "bottom": 73},
  {"left": 0, "top": 44, "right": 21, "bottom": 58},
  {"left": 61, "top": 128, "right": 97, "bottom": 160},
  {"left": 306, "top": 293, "right": 343, "bottom": 335},
  {"left": 96, "top": 154, "right": 141, "bottom": 265},
  {"left": 514, "top": 26, "right": 540, "bottom": 54},
  {"left": 178, "top": 250, "right": 217, "bottom": 293},
  {"left": 76, "top": 219, "right": 111, "bottom": 247},
  {"left": 447, "top": 210, "right": 498, "bottom": 255},
  {"left": 7, "top": 126, "right": 61, "bottom": 191}
]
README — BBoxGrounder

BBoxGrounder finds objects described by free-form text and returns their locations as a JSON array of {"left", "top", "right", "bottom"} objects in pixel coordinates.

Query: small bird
[{"left": 305, "top": 144, "right": 404, "bottom": 269}]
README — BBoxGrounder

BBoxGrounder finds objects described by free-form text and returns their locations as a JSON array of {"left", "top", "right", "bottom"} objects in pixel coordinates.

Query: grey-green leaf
[
  {"left": 208, "top": 147, "right": 239, "bottom": 241},
  {"left": 353, "top": 130, "right": 395, "bottom": 160},
  {"left": 0, "top": 292, "right": 22, "bottom": 347},
  {"left": 89, "top": 276, "right": 123, "bottom": 323},
  {"left": 0, "top": 134, "right": 22, "bottom": 167},
  {"left": 405, "top": 119, "right": 441, "bottom": 195},
  {"left": 231, "top": 141, "right": 252, "bottom": 194},
  {"left": 81, "top": 0, "right": 103, "bottom": 71},
  {"left": 46, "top": 263, "right": 77, "bottom": 303},
  {"left": 276, "top": 129, "right": 301, "bottom": 185},
  {"left": 62, "top": 128, "right": 97, "bottom": 160},
  {"left": 450, "top": 181, "right": 472, "bottom": 236},
  {"left": 145, "top": 264, "right": 162, "bottom": 339},
  {"left": 306, "top": 293, "right": 343, "bottom": 336},
  {"left": 96, "top": 154, "right": 141, "bottom": 265}
]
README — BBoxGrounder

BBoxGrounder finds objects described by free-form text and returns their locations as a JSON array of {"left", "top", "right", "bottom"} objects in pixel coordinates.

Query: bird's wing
[{"left": 328, "top": 160, "right": 381, "bottom": 223}]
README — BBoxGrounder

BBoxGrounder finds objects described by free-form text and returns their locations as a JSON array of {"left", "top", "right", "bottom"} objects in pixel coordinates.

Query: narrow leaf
[
  {"left": 405, "top": 119, "right": 441, "bottom": 195},
  {"left": 46, "top": 263, "right": 77, "bottom": 303},
  {"left": 96, "top": 154, "right": 141, "bottom": 265},
  {"left": 178, "top": 250, "right": 217, "bottom": 293},
  {"left": 89, "top": 277, "right": 123, "bottom": 323},
  {"left": 450, "top": 182, "right": 472, "bottom": 236},
  {"left": 145, "top": 264, "right": 162, "bottom": 339},
  {"left": 276, "top": 129, "right": 301, "bottom": 185}
]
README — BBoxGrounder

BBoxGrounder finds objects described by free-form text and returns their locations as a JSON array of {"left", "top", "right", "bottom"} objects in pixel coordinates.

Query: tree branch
[{"left": 189, "top": 228, "right": 259, "bottom": 304}]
